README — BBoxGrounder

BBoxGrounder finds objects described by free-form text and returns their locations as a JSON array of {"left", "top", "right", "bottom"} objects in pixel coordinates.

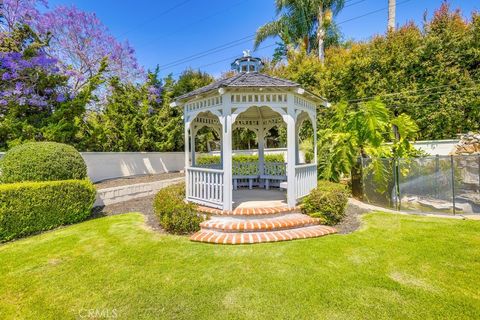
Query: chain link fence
[{"left": 352, "top": 155, "right": 480, "bottom": 215}]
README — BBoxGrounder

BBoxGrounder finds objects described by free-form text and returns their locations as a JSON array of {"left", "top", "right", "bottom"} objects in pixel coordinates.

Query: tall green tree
[
  {"left": 269, "top": 3, "right": 480, "bottom": 140},
  {"left": 254, "top": 0, "right": 344, "bottom": 60}
]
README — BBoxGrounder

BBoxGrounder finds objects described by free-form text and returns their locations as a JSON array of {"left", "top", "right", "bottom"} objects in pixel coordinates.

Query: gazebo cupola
[
  {"left": 230, "top": 50, "right": 263, "bottom": 73},
  {"left": 172, "top": 52, "right": 329, "bottom": 212}
]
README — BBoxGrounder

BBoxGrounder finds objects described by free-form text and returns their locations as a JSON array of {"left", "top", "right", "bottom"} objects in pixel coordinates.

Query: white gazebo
[{"left": 172, "top": 53, "right": 328, "bottom": 212}]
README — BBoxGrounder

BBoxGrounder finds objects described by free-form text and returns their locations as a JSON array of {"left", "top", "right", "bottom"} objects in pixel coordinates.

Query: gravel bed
[
  {"left": 94, "top": 172, "right": 184, "bottom": 189},
  {"left": 93, "top": 196, "right": 368, "bottom": 235}
]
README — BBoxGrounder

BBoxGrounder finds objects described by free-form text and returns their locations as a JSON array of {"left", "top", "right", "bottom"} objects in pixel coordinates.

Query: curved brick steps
[
  {"left": 199, "top": 213, "right": 321, "bottom": 232},
  {"left": 197, "top": 205, "right": 301, "bottom": 216},
  {"left": 190, "top": 225, "right": 337, "bottom": 244}
]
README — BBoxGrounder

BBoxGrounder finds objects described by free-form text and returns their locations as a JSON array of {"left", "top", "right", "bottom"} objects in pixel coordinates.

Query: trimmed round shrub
[
  {"left": 0, "top": 180, "right": 96, "bottom": 242},
  {"left": 301, "top": 181, "right": 350, "bottom": 226},
  {"left": 153, "top": 183, "right": 203, "bottom": 234},
  {"left": 0, "top": 142, "right": 87, "bottom": 183}
]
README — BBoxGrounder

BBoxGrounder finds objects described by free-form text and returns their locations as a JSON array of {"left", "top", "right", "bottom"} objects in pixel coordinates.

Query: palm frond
[{"left": 254, "top": 20, "right": 285, "bottom": 50}]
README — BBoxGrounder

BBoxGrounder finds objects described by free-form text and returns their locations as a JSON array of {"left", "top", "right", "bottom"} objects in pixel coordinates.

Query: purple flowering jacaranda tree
[{"left": 1, "top": 0, "right": 143, "bottom": 92}]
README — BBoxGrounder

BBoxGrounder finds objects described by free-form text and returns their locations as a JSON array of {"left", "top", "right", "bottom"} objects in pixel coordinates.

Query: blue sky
[{"left": 47, "top": 0, "right": 479, "bottom": 79}]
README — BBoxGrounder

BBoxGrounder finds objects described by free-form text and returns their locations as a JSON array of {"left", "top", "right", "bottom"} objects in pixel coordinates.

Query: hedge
[
  {"left": 301, "top": 181, "right": 350, "bottom": 226},
  {"left": 0, "top": 180, "right": 96, "bottom": 242},
  {"left": 196, "top": 154, "right": 285, "bottom": 175},
  {"left": 196, "top": 154, "right": 285, "bottom": 165},
  {"left": 153, "top": 183, "right": 203, "bottom": 234},
  {"left": 0, "top": 142, "right": 87, "bottom": 183}
]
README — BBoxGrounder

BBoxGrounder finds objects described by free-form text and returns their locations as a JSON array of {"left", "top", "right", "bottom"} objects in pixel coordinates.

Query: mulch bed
[
  {"left": 334, "top": 200, "right": 371, "bottom": 234},
  {"left": 92, "top": 195, "right": 163, "bottom": 232},
  {"left": 94, "top": 172, "right": 184, "bottom": 190},
  {"left": 92, "top": 193, "right": 367, "bottom": 235}
]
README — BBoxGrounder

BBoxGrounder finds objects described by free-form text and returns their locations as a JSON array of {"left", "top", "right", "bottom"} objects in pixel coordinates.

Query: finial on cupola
[{"left": 231, "top": 50, "right": 263, "bottom": 73}]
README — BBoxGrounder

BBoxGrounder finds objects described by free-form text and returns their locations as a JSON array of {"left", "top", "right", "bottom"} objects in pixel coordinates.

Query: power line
[
  {"left": 119, "top": 0, "right": 194, "bottom": 37},
  {"left": 384, "top": 90, "right": 480, "bottom": 109},
  {"left": 348, "top": 82, "right": 480, "bottom": 103},
  {"left": 159, "top": 0, "right": 416, "bottom": 74},
  {"left": 344, "top": 0, "right": 367, "bottom": 9},
  {"left": 337, "top": 0, "right": 413, "bottom": 25},
  {"left": 172, "top": 43, "right": 277, "bottom": 76},
  {"left": 135, "top": 0, "right": 251, "bottom": 51},
  {"left": 159, "top": 34, "right": 255, "bottom": 70}
]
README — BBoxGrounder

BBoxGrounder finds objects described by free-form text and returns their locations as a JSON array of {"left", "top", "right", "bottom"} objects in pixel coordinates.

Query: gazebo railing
[
  {"left": 186, "top": 167, "right": 224, "bottom": 209},
  {"left": 295, "top": 163, "right": 317, "bottom": 199}
]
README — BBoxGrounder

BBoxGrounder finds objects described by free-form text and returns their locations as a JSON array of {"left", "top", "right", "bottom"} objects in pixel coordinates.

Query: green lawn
[{"left": 0, "top": 213, "right": 479, "bottom": 319}]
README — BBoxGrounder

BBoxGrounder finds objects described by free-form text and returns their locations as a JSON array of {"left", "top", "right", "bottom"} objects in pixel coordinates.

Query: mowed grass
[{"left": 0, "top": 212, "right": 479, "bottom": 319}]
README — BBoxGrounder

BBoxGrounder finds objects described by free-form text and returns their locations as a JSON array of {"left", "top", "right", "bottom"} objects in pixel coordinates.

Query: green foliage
[
  {"left": 196, "top": 155, "right": 221, "bottom": 165},
  {"left": 317, "top": 129, "right": 356, "bottom": 182},
  {"left": 316, "top": 98, "right": 420, "bottom": 182},
  {"left": 77, "top": 69, "right": 213, "bottom": 152},
  {"left": 265, "top": 153, "right": 284, "bottom": 162},
  {"left": 269, "top": 4, "right": 480, "bottom": 140},
  {"left": 254, "top": 0, "right": 345, "bottom": 58},
  {"left": 301, "top": 180, "right": 350, "bottom": 225},
  {"left": 153, "top": 183, "right": 202, "bottom": 234},
  {"left": 0, "top": 179, "right": 96, "bottom": 241},
  {"left": 0, "top": 142, "right": 87, "bottom": 183},
  {"left": 196, "top": 153, "right": 285, "bottom": 165}
]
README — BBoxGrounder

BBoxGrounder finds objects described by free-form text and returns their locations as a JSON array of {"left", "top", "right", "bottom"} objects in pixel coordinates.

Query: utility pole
[{"left": 388, "top": 0, "right": 396, "bottom": 32}]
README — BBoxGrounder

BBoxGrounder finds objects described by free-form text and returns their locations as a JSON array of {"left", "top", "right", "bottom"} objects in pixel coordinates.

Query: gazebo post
[
  {"left": 190, "top": 127, "right": 196, "bottom": 167},
  {"left": 221, "top": 94, "right": 233, "bottom": 211},
  {"left": 284, "top": 102, "right": 297, "bottom": 208},
  {"left": 313, "top": 117, "right": 317, "bottom": 164},
  {"left": 184, "top": 120, "right": 190, "bottom": 194},
  {"left": 295, "top": 122, "right": 300, "bottom": 164},
  {"left": 258, "top": 127, "right": 265, "bottom": 184},
  {"left": 219, "top": 131, "right": 223, "bottom": 168}
]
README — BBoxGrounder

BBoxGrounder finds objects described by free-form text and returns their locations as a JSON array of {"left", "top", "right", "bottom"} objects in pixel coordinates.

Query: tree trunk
[
  {"left": 317, "top": 5, "right": 325, "bottom": 63},
  {"left": 388, "top": 0, "right": 396, "bottom": 32}
]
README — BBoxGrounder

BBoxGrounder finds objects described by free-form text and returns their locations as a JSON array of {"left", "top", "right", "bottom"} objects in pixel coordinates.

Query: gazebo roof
[{"left": 175, "top": 72, "right": 326, "bottom": 103}]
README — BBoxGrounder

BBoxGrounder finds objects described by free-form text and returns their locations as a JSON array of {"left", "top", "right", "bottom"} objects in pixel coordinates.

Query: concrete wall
[
  {"left": 412, "top": 140, "right": 459, "bottom": 156},
  {"left": 0, "top": 151, "right": 186, "bottom": 182},
  {"left": 81, "top": 152, "right": 185, "bottom": 182}
]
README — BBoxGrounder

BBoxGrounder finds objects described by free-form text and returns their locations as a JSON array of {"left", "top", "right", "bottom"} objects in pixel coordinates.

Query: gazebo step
[
  {"left": 199, "top": 213, "right": 321, "bottom": 232},
  {"left": 197, "top": 205, "right": 302, "bottom": 216},
  {"left": 190, "top": 225, "right": 336, "bottom": 244}
]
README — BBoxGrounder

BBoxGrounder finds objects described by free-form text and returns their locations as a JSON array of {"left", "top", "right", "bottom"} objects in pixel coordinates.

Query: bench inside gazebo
[{"left": 171, "top": 52, "right": 337, "bottom": 244}]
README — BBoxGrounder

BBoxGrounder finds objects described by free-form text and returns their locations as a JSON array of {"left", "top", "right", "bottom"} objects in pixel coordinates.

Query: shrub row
[
  {"left": 301, "top": 181, "right": 350, "bottom": 226},
  {"left": 153, "top": 183, "right": 203, "bottom": 234},
  {"left": 0, "top": 142, "right": 87, "bottom": 183},
  {"left": 0, "top": 180, "right": 96, "bottom": 242},
  {"left": 196, "top": 153, "right": 284, "bottom": 165}
]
